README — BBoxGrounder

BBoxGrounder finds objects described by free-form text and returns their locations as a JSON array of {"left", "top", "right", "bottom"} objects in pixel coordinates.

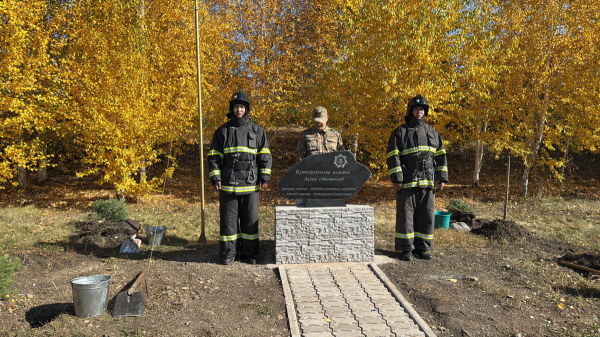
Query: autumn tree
[
  {"left": 223, "top": 0, "right": 344, "bottom": 127},
  {"left": 0, "top": 0, "right": 67, "bottom": 188},
  {"left": 312, "top": 0, "right": 474, "bottom": 175},
  {"left": 490, "top": 0, "right": 600, "bottom": 196},
  {"left": 57, "top": 0, "right": 234, "bottom": 196},
  {"left": 3, "top": 0, "right": 600, "bottom": 199},
  {"left": 433, "top": 1, "right": 513, "bottom": 187}
]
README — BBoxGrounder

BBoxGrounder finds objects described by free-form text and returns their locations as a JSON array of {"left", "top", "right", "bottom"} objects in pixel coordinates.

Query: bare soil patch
[
  {"left": 561, "top": 253, "right": 600, "bottom": 272},
  {"left": 471, "top": 218, "right": 535, "bottom": 242},
  {"left": 381, "top": 227, "right": 600, "bottom": 337},
  {"left": 1, "top": 249, "right": 289, "bottom": 336},
  {"left": 78, "top": 220, "right": 141, "bottom": 248}
]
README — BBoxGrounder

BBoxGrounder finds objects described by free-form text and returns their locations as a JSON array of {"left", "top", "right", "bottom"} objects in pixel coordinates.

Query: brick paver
[{"left": 286, "top": 263, "right": 427, "bottom": 337}]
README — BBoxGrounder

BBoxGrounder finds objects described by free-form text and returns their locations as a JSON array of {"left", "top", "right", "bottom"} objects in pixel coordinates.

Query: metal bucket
[
  {"left": 71, "top": 274, "right": 111, "bottom": 318},
  {"left": 146, "top": 226, "right": 167, "bottom": 246}
]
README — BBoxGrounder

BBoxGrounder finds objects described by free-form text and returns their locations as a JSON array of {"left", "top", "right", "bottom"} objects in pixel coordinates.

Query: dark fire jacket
[
  {"left": 386, "top": 122, "right": 448, "bottom": 188},
  {"left": 208, "top": 121, "right": 272, "bottom": 194}
]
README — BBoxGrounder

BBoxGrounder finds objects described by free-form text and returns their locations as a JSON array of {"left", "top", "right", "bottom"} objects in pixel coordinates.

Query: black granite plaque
[{"left": 277, "top": 151, "right": 371, "bottom": 201}]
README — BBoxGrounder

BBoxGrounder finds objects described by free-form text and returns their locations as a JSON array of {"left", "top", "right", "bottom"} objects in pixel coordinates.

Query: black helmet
[
  {"left": 229, "top": 91, "right": 250, "bottom": 113},
  {"left": 406, "top": 95, "right": 429, "bottom": 117}
]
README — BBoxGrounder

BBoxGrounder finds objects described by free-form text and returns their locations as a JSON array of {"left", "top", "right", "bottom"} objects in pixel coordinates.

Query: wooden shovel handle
[
  {"left": 127, "top": 269, "right": 147, "bottom": 295},
  {"left": 560, "top": 260, "right": 600, "bottom": 275}
]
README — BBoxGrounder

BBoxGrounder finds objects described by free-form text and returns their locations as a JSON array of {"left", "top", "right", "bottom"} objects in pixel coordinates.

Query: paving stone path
[{"left": 283, "top": 263, "right": 430, "bottom": 337}]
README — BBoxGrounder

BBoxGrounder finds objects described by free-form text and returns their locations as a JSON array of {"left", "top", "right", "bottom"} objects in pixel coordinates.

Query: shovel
[{"left": 112, "top": 269, "right": 147, "bottom": 317}]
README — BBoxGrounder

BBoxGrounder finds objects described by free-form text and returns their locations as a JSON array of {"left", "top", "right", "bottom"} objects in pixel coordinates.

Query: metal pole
[
  {"left": 194, "top": 0, "right": 207, "bottom": 243},
  {"left": 503, "top": 156, "right": 510, "bottom": 220}
]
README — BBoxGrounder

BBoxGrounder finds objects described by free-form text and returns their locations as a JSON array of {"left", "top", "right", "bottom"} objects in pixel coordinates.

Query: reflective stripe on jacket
[
  {"left": 386, "top": 123, "right": 448, "bottom": 188},
  {"left": 208, "top": 121, "right": 272, "bottom": 195}
]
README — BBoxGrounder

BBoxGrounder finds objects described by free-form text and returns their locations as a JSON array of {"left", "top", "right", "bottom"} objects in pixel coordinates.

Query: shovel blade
[{"left": 112, "top": 290, "right": 145, "bottom": 318}]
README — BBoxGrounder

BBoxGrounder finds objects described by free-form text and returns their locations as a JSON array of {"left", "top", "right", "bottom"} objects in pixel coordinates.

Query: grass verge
[
  {"left": 0, "top": 255, "right": 22, "bottom": 300},
  {"left": 1, "top": 195, "right": 598, "bottom": 255}
]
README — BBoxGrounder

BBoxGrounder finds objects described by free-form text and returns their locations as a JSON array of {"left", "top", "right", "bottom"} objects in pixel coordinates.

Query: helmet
[
  {"left": 406, "top": 95, "right": 429, "bottom": 117},
  {"left": 229, "top": 91, "right": 250, "bottom": 113}
]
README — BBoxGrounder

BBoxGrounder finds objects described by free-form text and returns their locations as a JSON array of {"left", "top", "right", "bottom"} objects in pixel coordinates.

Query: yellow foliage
[
  {"left": 0, "top": 0, "right": 65, "bottom": 187},
  {"left": 55, "top": 0, "right": 234, "bottom": 196},
  {"left": 2, "top": 0, "right": 600, "bottom": 196}
]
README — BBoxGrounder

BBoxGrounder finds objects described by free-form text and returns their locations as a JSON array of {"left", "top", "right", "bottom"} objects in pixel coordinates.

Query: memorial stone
[
  {"left": 275, "top": 151, "right": 374, "bottom": 264},
  {"left": 277, "top": 151, "right": 371, "bottom": 206}
]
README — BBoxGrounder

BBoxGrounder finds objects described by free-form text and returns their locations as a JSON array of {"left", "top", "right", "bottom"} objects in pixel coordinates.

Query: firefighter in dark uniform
[
  {"left": 386, "top": 95, "right": 448, "bottom": 261},
  {"left": 208, "top": 91, "right": 272, "bottom": 265}
]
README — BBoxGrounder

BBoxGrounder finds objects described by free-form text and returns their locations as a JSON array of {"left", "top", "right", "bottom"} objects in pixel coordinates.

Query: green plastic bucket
[{"left": 434, "top": 211, "right": 451, "bottom": 229}]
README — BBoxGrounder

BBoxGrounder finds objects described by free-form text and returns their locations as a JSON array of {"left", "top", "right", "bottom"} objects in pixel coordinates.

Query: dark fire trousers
[
  {"left": 219, "top": 191, "right": 259, "bottom": 258},
  {"left": 395, "top": 188, "right": 435, "bottom": 252}
]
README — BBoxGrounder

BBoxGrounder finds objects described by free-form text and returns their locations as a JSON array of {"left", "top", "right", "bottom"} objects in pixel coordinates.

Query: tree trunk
[
  {"left": 140, "top": 159, "right": 146, "bottom": 182},
  {"left": 521, "top": 165, "right": 531, "bottom": 197},
  {"left": 521, "top": 92, "right": 548, "bottom": 197},
  {"left": 472, "top": 122, "right": 487, "bottom": 187},
  {"left": 17, "top": 166, "right": 27, "bottom": 187},
  {"left": 560, "top": 137, "right": 570, "bottom": 177},
  {"left": 38, "top": 147, "right": 47, "bottom": 182},
  {"left": 352, "top": 133, "right": 358, "bottom": 157}
]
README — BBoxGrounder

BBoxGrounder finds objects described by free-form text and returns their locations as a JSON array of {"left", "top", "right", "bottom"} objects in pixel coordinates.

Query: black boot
[
  {"left": 221, "top": 255, "right": 235, "bottom": 265},
  {"left": 414, "top": 250, "right": 432, "bottom": 260},
  {"left": 241, "top": 255, "right": 256, "bottom": 265},
  {"left": 400, "top": 251, "right": 413, "bottom": 261}
]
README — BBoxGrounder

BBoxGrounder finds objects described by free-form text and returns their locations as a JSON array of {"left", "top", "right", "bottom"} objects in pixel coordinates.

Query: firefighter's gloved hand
[
  {"left": 436, "top": 181, "right": 445, "bottom": 191},
  {"left": 260, "top": 181, "right": 268, "bottom": 189},
  {"left": 213, "top": 181, "right": 221, "bottom": 191},
  {"left": 393, "top": 183, "right": 402, "bottom": 191}
]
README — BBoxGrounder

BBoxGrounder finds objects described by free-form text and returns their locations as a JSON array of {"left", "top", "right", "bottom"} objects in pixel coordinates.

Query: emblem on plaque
[{"left": 334, "top": 154, "right": 348, "bottom": 168}]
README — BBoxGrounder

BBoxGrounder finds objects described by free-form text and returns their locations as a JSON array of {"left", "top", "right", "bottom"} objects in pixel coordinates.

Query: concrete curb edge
[
  {"left": 278, "top": 265, "right": 301, "bottom": 337},
  {"left": 368, "top": 263, "right": 437, "bottom": 337}
]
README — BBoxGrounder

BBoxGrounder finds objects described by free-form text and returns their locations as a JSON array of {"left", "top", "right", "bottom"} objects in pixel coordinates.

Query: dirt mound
[
  {"left": 78, "top": 219, "right": 141, "bottom": 248},
  {"left": 450, "top": 210, "right": 476, "bottom": 224},
  {"left": 561, "top": 253, "right": 600, "bottom": 271},
  {"left": 471, "top": 218, "right": 534, "bottom": 241}
]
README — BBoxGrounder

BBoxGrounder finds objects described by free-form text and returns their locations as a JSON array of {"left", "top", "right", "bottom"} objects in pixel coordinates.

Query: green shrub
[
  {"left": 89, "top": 198, "right": 128, "bottom": 223},
  {"left": 447, "top": 198, "right": 474, "bottom": 213},
  {"left": 0, "top": 255, "right": 22, "bottom": 301}
]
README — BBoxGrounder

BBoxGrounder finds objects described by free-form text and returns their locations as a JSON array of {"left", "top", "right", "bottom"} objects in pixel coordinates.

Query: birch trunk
[
  {"left": 521, "top": 92, "right": 548, "bottom": 196},
  {"left": 472, "top": 122, "right": 487, "bottom": 187}
]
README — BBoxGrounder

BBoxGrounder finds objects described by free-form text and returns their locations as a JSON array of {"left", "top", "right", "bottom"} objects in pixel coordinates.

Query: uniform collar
[{"left": 409, "top": 117, "right": 425, "bottom": 127}]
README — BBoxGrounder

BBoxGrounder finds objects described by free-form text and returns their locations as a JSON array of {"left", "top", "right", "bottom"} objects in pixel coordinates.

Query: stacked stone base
[{"left": 275, "top": 205, "right": 374, "bottom": 264}]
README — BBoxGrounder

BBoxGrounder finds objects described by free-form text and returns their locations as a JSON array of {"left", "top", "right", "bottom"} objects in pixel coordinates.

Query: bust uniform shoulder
[
  {"left": 395, "top": 124, "right": 408, "bottom": 135},
  {"left": 327, "top": 128, "right": 341, "bottom": 136},
  {"left": 248, "top": 120, "right": 263, "bottom": 132},
  {"left": 302, "top": 127, "right": 318, "bottom": 136},
  {"left": 424, "top": 123, "right": 439, "bottom": 136}
]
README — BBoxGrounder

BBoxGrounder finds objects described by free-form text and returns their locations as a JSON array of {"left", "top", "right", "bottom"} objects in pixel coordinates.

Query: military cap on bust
[{"left": 312, "top": 106, "right": 328, "bottom": 123}]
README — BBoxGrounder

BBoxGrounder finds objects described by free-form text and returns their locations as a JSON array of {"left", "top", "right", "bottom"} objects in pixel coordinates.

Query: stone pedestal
[{"left": 275, "top": 205, "right": 374, "bottom": 264}]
